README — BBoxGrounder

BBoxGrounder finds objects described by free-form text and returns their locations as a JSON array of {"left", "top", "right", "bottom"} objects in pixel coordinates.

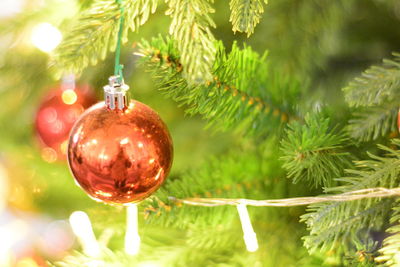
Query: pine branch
[
  {"left": 335, "top": 142, "right": 400, "bottom": 191},
  {"left": 144, "top": 155, "right": 265, "bottom": 228},
  {"left": 347, "top": 102, "right": 398, "bottom": 141},
  {"left": 137, "top": 37, "right": 297, "bottom": 136},
  {"left": 343, "top": 53, "right": 400, "bottom": 108},
  {"left": 165, "top": 0, "right": 216, "bottom": 83},
  {"left": 280, "top": 114, "right": 352, "bottom": 188},
  {"left": 257, "top": 0, "right": 354, "bottom": 75},
  {"left": 342, "top": 53, "right": 400, "bottom": 141},
  {"left": 376, "top": 201, "right": 400, "bottom": 266},
  {"left": 53, "top": 229, "right": 241, "bottom": 267},
  {"left": 53, "top": 0, "right": 158, "bottom": 74},
  {"left": 54, "top": 221, "right": 301, "bottom": 267},
  {"left": 302, "top": 199, "right": 389, "bottom": 253},
  {"left": 342, "top": 53, "right": 400, "bottom": 142},
  {"left": 143, "top": 146, "right": 285, "bottom": 228},
  {"left": 229, "top": 0, "right": 266, "bottom": 37},
  {"left": 301, "top": 139, "right": 400, "bottom": 254}
]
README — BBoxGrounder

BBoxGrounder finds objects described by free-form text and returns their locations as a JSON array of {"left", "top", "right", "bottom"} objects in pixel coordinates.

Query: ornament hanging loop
[
  {"left": 104, "top": 75, "right": 129, "bottom": 110},
  {"left": 104, "top": 0, "right": 128, "bottom": 111},
  {"left": 114, "top": 0, "right": 125, "bottom": 84}
]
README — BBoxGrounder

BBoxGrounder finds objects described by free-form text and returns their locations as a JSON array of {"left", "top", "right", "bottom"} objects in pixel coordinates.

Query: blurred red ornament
[
  {"left": 35, "top": 84, "right": 96, "bottom": 160},
  {"left": 67, "top": 101, "right": 173, "bottom": 205}
]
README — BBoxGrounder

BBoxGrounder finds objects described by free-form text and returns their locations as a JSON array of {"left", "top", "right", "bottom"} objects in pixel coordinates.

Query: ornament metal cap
[{"left": 104, "top": 75, "right": 129, "bottom": 110}]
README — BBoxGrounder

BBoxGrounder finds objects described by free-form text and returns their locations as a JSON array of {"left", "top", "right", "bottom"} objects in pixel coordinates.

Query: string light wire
[{"left": 168, "top": 187, "right": 400, "bottom": 207}]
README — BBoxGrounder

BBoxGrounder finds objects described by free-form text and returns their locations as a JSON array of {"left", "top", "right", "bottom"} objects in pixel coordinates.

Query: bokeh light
[
  {"left": 30, "top": 23, "right": 62, "bottom": 53},
  {"left": 61, "top": 89, "right": 78, "bottom": 105}
]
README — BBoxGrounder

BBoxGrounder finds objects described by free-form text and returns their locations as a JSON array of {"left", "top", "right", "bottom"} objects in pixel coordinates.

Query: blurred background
[{"left": 1, "top": 0, "right": 400, "bottom": 266}]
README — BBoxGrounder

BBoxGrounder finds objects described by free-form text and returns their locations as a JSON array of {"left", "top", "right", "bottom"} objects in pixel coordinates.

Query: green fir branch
[
  {"left": 343, "top": 53, "right": 400, "bottom": 142},
  {"left": 229, "top": 0, "right": 266, "bottom": 37},
  {"left": 53, "top": 227, "right": 242, "bottom": 267},
  {"left": 53, "top": 0, "right": 158, "bottom": 74},
  {"left": 376, "top": 201, "right": 400, "bottom": 266},
  {"left": 53, "top": 220, "right": 303, "bottom": 267},
  {"left": 347, "top": 102, "right": 398, "bottom": 141},
  {"left": 301, "top": 139, "right": 400, "bottom": 254},
  {"left": 302, "top": 199, "right": 390, "bottom": 253},
  {"left": 258, "top": 0, "right": 354, "bottom": 75},
  {"left": 343, "top": 53, "right": 400, "bottom": 107},
  {"left": 165, "top": 0, "right": 216, "bottom": 83},
  {"left": 144, "top": 150, "right": 275, "bottom": 228},
  {"left": 280, "top": 114, "right": 352, "bottom": 188},
  {"left": 138, "top": 37, "right": 298, "bottom": 136}
]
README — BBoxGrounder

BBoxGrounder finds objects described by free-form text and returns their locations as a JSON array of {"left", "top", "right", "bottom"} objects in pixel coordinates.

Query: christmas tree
[{"left": 1, "top": 0, "right": 400, "bottom": 266}]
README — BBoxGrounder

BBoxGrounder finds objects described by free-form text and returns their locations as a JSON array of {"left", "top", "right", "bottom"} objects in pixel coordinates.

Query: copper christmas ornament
[{"left": 67, "top": 77, "right": 173, "bottom": 205}]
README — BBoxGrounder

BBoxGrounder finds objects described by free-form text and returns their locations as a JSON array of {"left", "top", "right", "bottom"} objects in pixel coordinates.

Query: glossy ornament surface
[
  {"left": 35, "top": 85, "right": 96, "bottom": 160},
  {"left": 67, "top": 101, "right": 173, "bottom": 205}
]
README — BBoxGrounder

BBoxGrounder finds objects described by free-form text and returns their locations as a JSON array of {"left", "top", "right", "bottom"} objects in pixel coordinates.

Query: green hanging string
[{"left": 114, "top": 0, "right": 124, "bottom": 83}]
